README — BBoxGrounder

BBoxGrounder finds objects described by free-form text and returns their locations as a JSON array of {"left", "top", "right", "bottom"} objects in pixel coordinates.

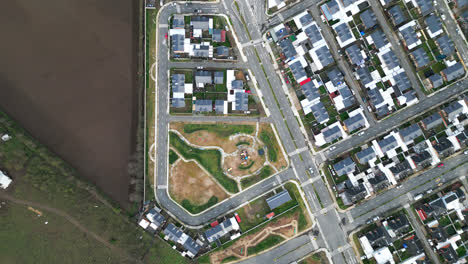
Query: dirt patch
[
  {"left": 170, "top": 122, "right": 256, "bottom": 153},
  {"left": 209, "top": 213, "right": 298, "bottom": 264},
  {"left": 169, "top": 159, "right": 228, "bottom": 205},
  {"left": 258, "top": 124, "right": 288, "bottom": 170},
  {"left": 223, "top": 147, "right": 266, "bottom": 177},
  {"left": 301, "top": 251, "right": 330, "bottom": 264},
  {"left": 0, "top": 0, "right": 138, "bottom": 206}
]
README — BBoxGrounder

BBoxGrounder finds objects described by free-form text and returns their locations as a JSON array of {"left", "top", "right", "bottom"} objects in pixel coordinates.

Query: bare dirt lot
[
  {"left": 169, "top": 159, "right": 228, "bottom": 205},
  {"left": 0, "top": 0, "right": 138, "bottom": 206}
]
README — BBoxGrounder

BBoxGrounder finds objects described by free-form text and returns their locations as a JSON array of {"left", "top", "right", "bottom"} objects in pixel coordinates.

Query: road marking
[
  {"left": 157, "top": 185, "right": 167, "bottom": 189},
  {"left": 347, "top": 210, "right": 354, "bottom": 223},
  {"left": 159, "top": 24, "right": 168, "bottom": 28},
  {"left": 176, "top": 4, "right": 180, "bottom": 13},
  {"left": 288, "top": 146, "right": 308, "bottom": 157},
  {"left": 277, "top": 12, "right": 284, "bottom": 22},
  {"left": 308, "top": 232, "right": 319, "bottom": 249},
  {"left": 406, "top": 192, "right": 413, "bottom": 201},
  {"left": 404, "top": 203, "right": 410, "bottom": 209}
]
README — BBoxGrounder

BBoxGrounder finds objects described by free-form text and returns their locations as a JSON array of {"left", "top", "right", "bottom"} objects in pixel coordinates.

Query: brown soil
[
  {"left": 223, "top": 146, "right": 266, "bottom": 177},
  {"left": 301, "top": 252, "right": 330, "bottom": 264},
  {"left": 258, "top": 124, "right": 288, "bottom": 170},
  {"left": 169, "top": 159, "right": 228, "bottom": 205},
  {"left": 209, "top": 213, "right": 298, "bottom": 264},
  {"left": 170, "top": 122, "right": 256, "bottom": 153},
  {"left": 0, "top": 0, "right": 138, "bottom": 206}
]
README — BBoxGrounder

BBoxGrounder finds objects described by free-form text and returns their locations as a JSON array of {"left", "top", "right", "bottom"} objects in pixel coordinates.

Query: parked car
[
  {"left": 358, "top": 131, "right": 365, "bottom": 136},
  {"left": 197, "top": 66, "right": 204, "bottom": 69},
  {"left": 437, "top": 163, "right": 444, "bottom": 168},
  {"left": 426, "top": 189, "right": 433, "bottom": 194},
  {"left": 441, "top": 14, "right": 446, "bottom": 20},
  {"left": 329, "top": 146, "right": 336, "bottom": 151},
  {"left": 195, "top": 9, "right": 202, "bottom": 13},
  {"left": 414, "top": 194, "right": 423, "bottom": 201},
  {"left": 372, "top": 216, "right": 380, "bottom": 222},
  {"left": 308, "top": 167, "right": 314, "bottom": 174},
  {"left": 245, "top": 74, "right": 250, "bottom": 81},
  {"left": 464, "top": 150, "right": 468, "bottom": 155}
]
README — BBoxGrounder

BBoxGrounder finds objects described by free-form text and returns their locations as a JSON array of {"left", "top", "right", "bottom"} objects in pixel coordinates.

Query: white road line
[
  {"left": 346, "top": 210, "right": 354, "bottom": 223},
  {"left": 157, "top": 185, "right": 167, "bottom": 189},
  {"left": 159, "top": 24, "right": 168, "bottom": 28},
  {"left": 288, "top": 146, "right": 308, "bottom": 157}
]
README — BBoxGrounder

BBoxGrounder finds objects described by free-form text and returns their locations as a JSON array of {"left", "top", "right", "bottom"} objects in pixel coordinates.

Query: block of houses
[
  {"left": 410, "top": 47, "right": 430, "bottom": 68},
  {"left": 441, "top": 62, "right": 465, "bottom": 82},
  {"left": 356, "top": 147, "right": 376, "bottom": 164},
  {"left": 429, "top": 74, "right": 444, "bottom": 89},
  {"left": 334, "top": 22, "right": 355, "bottom": 48},
  {"left": 171, "top": 33, "right": 188, "bottom": 54},
  {"left": 279, "top": 38, "right": 297, "bottom": 59},
  {"left": 360, "top": 9, "right": 377, "bottom": 29},
  {"left": 443, "top": 101, "right": 464, "bottom": 121},
  {"left": 214, "top": 71, "right": 224, "bottom": 84},
  {"left": 389, "top": 160, "right": 412, "bottom": 181},
  {"left": 368, "top": 171, "right": 390, "bottom": 192},
  {"left": 310, "top": 45, "right": 334, "bottom": 70},
  {"left": 425, "top": 15, "right": 443, "bottom": 39},
  {"left": 322, "top": 124, "right": 344, "bottom": 144},
  {"left": 293, "top": 11, "right": 314, "bottom": 29},
  {"left": 399, "top": 22, "right": 421, "bottom": 50},
  {"left": 456, "top": 130, "right": 468, "bottom": 147},
  {"left": 392, "top": 71, "right": 412, "bottom": 93},
  {"left": 333, "top": 157, "right": 356, "bottom": 176},
  {"left": 388, "top": 5, "right": 407, "bottom": 26},
  {"left": 357, "top": 67, "right": 374, "bottom": 88},
  {"left": 377, "top": 135, "right": 399, "bottom": 154},
  {"left": 212, "top": 29, "right": 226, "bottom": 42},
  {"left": 171, "top": 74, "right": 193, "bottom": 108},
  {"left": 411, "top": 150, "right": 432, "bottom": 169},
  {"left": 190, "top": 16, "right": 211, "bottom": 31},
  {"left": 367, "top": 30, "right": 389, "bottom": 50},
  {"left": 421, "top": 112, "right": 444, "bottom": 130},
  {"left": 0, "top": 170, "right": 12, "bottom": 189},
  {"left": 380, "top": 49, "right": 400, "bottom": 71},
  {"left": 438, "top": 244, "right": 459, "bottom": 263},
  {"left": 384, "top": 214, "right": 410, "bottom": 237},
  {"left": 194, "top": 100, "right": 213, "bottom": 113},
  {"left": 204, "top": 217, "right": 240, "bottom": 243},
  {"left": 433, "top": 137, "right": 454, "bottom": 158},
  {"left": 266, "top": 190, "right": 292, "bottom": 210},
  {"left": 191, "top": 43, "right": 212, "bottom": 58},
  {"left": 310, "top": 102, "right": 330, "bottom": 124},
  {"left": 216, "top": 46, "right": 229, "bottom": 57},
  {"left": 343, "top": 112, "right": 366, "bottom": 133},
  {"left": 412, "top": 0, "right": 434, "bottom": 16},
  {"left": 341, "top": 183, "right": 367, "bottom": 205},
  {"left": 195, "top": 71, "right": 212, "bottom": 87},
  {"left": 234, "top": 92, "right": 248, "bottom": 111},
  {"left": 163, "top": 223, "right": 201, "bottom": 258},
  {"left": 399, "top": 123, "right": 423, "bottom": 145},
  {"left": 172, "top": 15, "right": 185, "bottom": 29},
  {"left": 304, "top": 23, "right": 324, "bottom": 45},
  {"left": 345, "top": 44, "right": 366, "bottom": 66},
  {"left": 215, "top": 100, "right": 227, "bottom": 115},
  {"left": 435, "top": 35, "right": 455, "bottom": 56}
]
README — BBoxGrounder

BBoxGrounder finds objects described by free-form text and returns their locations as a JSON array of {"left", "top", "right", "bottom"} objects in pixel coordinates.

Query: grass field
[
  {"left": 183, "top": 123, "right": 255, "bottom": 137},
  {"left": 247, "top": 234, "right": 284, "bottom": 256},
  {"left": 259, "top": 130, "right": 278, "bottom": 162},
  {"left": 169, "top": 149, "right": 179, "bottom": 164},
  {"left": 240, "top": 165, "right": 274, "bottom": 189},
  {"left": 299, "top": 251, "right": 330, "bottom": 264},
  {"left": 181, "top": 196, "right": 218, "bottom": 214},
  {"left": 0, "top": 109, "right": 188, "bottom": 263},
  {"left": 169, "top": 131, "right": 239, "bottom": 193}
]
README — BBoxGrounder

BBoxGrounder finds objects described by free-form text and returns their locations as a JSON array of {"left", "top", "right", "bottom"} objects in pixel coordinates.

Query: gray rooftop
[
  {"left": 388, "top": 5, "right": 407, "bottom": 25},
  {"left": 378, "top": 135, "right": 398, "bottom": 153},
  {"left": 235, "top": 92, "right": 248, "bottom": 111},
  {"left": 436, "top": 35, "right": 455, "bottom": 56},
  {"left": 357, "top": 67, "right": 373, "bottom": 86},
  {"left": 301, "top": 81, "right": 320, "bottom": 102},
  {"left": 172, "top": 74, "right": 186, "bottom": 93},
  {"left": 163, "top": 223, "right": 183, "bottom": 242},
  {"left": 191, "top": 16, "right": 210, "bottom": 30},
  {"left": 399, "top": 123, "right": 423, "bottom": 144},
  {"left": 370, "top": 30, "right": 389, "bottom": 49},
  {"left": 368, "top": 88, "right": 384, "bottom": 106},
  {"left": 356, "top": 147, "right": 376, "bottom": 164},
  {"left": 411, "top": 47, "right": 430, "bottom": 68},
  {"left": 315, "top": 46, "right": 334, "bottom": 68},
  {"left": 327, "top": 68, "right": 345, "bottom": 87},
  {"left": 266, "top": 190, "right": 292, "bottom": 210},
  {"left": 333, "top": 157, "right": 356, "bottom": 176},
  {"left": 343, "top": 113, "right": 365, "bottom": 132},
  {"left": 212, "top": 29, "right": 222, "bottom": 42},
  {"left": 323, "top": 125, "right": 343, "bottom": 143},
  {"left": 304, "top": 24, "right": 323, "bottom": 43},
  {"left": 444, "top": 101, "right": 464, "bottom": 120},
  {"left": 403, "top": 91, "right": 417, "bottom": 103},
  {"left": 310, "top": 102, "right": 329, "bottom": 124},
  {"left": 339, "top": 85, "right": 355, "bottom": 108},
  {"left": 172, "top": 15, "right": 185, "bottom": 29},
  {"left": 195, "top": 71, "right": 212, "bottom": 84},
  {"left": 275, "top": 27, "right": 289, "bottom": 40},
  {"left": 442, "top": 62, "right": 465, "bottom": 82},
  {"left": 214, "top": 71, "right": 224, "bottom": 84},
  {"left": 279, "top": 38, "right": 297, "bottom": 59},
  {"left": 171, "top": 34, "right": 185, "bottom": 52},
  {"left": 182, "top": 236, "right": 201, "bottom": 257},
  {"left": 381, "top": 50, "right": 399, "bottom": 70},
  {"left": 400, "top": 26, "right": 419, "bottom": 48},
  {"left": 335, "top": 23, "right": 353, "bottom": 43},
  {"left": 360, "top": 9, "right": 377, "bottom": 29},
  {"left": 215, "top": 100, "right": 225, "bottom": 114},
  {"left": 299, "top": 12, "right": 314, "bottom": 27},
  {"left": 216, "top": 46, "right": 229, "bottom": 57},
  {"left": 172, "top": 98, "right": 185, "bottom": 108},
  {"left": 192, "top": 45, "right": 210, "bottom": 57},
  {"left": 194, "top": 100, "right": 212, "bottom": 112},
  {"left": 345, "top": 44, "right": 364, "bottom": 65},
  {"left": 425, "top": 15, "right": 442, "bottom": 36},
  {"left": 429, "top": 74, "right": 444, "bottom": 88},
  {"left": 393, "top": 71, "right": 412, "bottom": 92},
  {"left": 422, "top": 112, "right": 443, "bottom": 130},
  {"left": 232, "top": 79, "right": 244, "bottom": 89},
  {"left": 415, "top": 0, "right": 434, "bottom": 16},
  {"left": 290, "top": 60, "right": 307, "bottom": 81}
]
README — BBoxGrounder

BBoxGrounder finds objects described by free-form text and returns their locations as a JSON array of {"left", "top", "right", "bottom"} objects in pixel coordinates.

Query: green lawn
[
  {"left": 259, "top": 130, "right": 278, "bottom": 162},
  {"left": 247, "top": 235, "right": 284, "bottom": 255},
  {"left": 240, "top": 165, "right": 274, "bottom": 189},
  {"left": 183, "top": 123, "right": 255, "bottom": 137},
  {"left": 169, "top": 149, "right": 179, "bottom": 164},
  {"left": 181, "top": 196, "right": 218, "bottom": 214},
  {"left": 169, "top": 132, "right": 239, "bottom": 193}
]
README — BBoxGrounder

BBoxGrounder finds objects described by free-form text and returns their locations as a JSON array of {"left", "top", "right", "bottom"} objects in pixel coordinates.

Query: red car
[
  {"left": 165, "top": 33, "right": 168, "bottom": 39},
  {"left": 437, "top": 163, "right": 444, "bottom": 168}
]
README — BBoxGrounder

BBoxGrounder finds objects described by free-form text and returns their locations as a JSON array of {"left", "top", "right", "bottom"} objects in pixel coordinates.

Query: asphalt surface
[{"left": 151, "top": 1, "right": 468, "bottom": 263}]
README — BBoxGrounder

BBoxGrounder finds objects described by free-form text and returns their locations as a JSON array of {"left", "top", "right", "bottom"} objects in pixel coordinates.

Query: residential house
[
  {"left": 356, "top": 147, "right": 376, "bottom": 164},
  {"left": 191, "top": 44, "right": 211, "bottom": 58},
  {"left": 337, "top": 85, "right": 356, "bottom": 109},
  {"left": 304, "top": 23, "right": 323, "bottom": 44},
  {"left": 204, "top": 217, "right": 240, "bottom": 243},
  {"left": 343, "top": 113, "right": 366, "bottom": 132},
  {"left": 369, "top": 30, "right": 389, "bottom": 50},
  {"left": 429, "top": 74, "right": 444, "bottom": 89},
  {"left": 266, "top": 190, "right": 292, "bottom": 210},
  {"left": 301, "top": 81, "right": 320, "bottom": 103},
  {"left": 438, "top": 244, "right": 459, "bottom": 263},
  {"left": 172, "top": 15, "right": 185, "bottom": 29},
  {"left": 456, "top": 130, "right": 468, "bottom": 147},
  {"left": 279, "top": 38, "right": 297, "bottom": 59},
  {"left": 360, "top": 9, "right": 377, "bottom": 29},
  {"left": 289, "top": 60, "right": 307, "bottom": 82},
  {"left": 194, "top": 100, "right": 212, "bottom": 113},
  {"left": 435, "top": 35, "right": 455, "bottom": 56},
  {"left": 369, "top": 171, "right": 389, "bottom": 192},
  {"left": 411, "top": 150, "right": 432, "bottom": 169},
  {"left": 392, "top": 71, "right": 412, "bottom": 92},
  {"left": 399, "top": 23, "right": 420, "bottom": 50},
  {"left": 364, "top": 226, "right": 392, "bottom": 248},
  {"left": 333, "top": 157, "right": 356, "bottom": 176},
  {"left": 410, "top": 47, "right": 430, "bottom": 68},
  {"left": 294, "top": 11, "right": 314, "bottom": 29},
  {"left": 274, "top": 24, "right": 289, "bottom": 40},
  {"left": 172, "top": 98, "right": 185, "bottom": 108},
  {"left": 191, "top": 16, "right": 210, "bottom": 30},
  {"left": 433, "top": 137, "right": 454, "bottom": 158},
  {"left": 144, "top": 207, "right": 166, "bottom": 232},
  {"left": 334, "top": 23, "right": 355, "bottom": 47},
  {"left": 413, "top": 0, "right": 434, "bottom": 16},
  {"left": 421, "top": 112, "right": 444, "bottom": 130},
  {"left": 215, "top": 100, "right": 226, "bottom": 114},
  {"left": 214, "top": 71, "right": 224, "bottom": 84},
  {"left": 310, "top": 102, "right": 330, "bottom": 124},
  {"left": 341, "top": 183, "right": 367, "bottom": 205},
  {"left": 163, "top": 223, "right": 201, "bottom": 258},
  {"left": 195, "top": 71, "right": 212, "bottom": 87},
  {"left": 0, "top": 170, "right": 12, "bottom": 189},
  {"left": 234, "top": 92, "right": 248, "bottom": 111},
  {"left": 400, "top": 91, "right": 418, "bottom": 106},
  {"left": 323, "top": 125, "right": 343, "bottom": 143},
  {"left": 443, "top": 101, "right": 464, "bottom": 121},
  {"left": 388, "top": 5, "right": 408, "bottom": 26},
  {"left": 320, "top": 0, "right": 340, "bottom": 22},
  {"left": 212, "top": 29, "right": 225, "bottom": 42},
  {"left": 399, "top": 123, "right": 423, "bottom": 144},
  {"left": 345, "top": 44, "right": 365, "bottom": 66},
  {"left": 171, "top": 34, "right": 186, "bottom": 53},
  {"left": 216, "top": 46, "right": 229, "bottom": 57},
  {"left": 389, "top": 160, "right": 412, "bottom": 181},
  {"left": 327, "top": 67, "right": 344, "bottom": 87},
  {"left": 377, "top": 135, "right": 398, "bottom": 154},
  {"left": 358, "top": 67, "right": 374, "bottom": 87},
  {"left": 312, "top": 45, "right": 334, "bottom": 69},
  {"left": 425, "top": 15, "right": 443, "bottom": 39},
  {"left": 441, "top": 62, "right": 465, "bottom": 82},
  {"left": 386, "top": 214, "right": 410, "bottom": 237},
  {"left": 380, "top": 49, "right": 400, "bottom": 70}
]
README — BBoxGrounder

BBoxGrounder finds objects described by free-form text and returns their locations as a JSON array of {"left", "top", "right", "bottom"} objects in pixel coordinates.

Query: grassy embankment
[
  {"left": 183, "top": 123, "right": 255, "bottom": 137},
  {"left": 0, "top": 110, "right": 187, "bottom": 264}
]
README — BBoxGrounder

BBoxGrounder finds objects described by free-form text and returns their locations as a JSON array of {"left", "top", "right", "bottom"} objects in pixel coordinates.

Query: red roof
[
  {"left": 245, "top": 90, "right": 251, "bottom": 94},
  {"left": 210, "top": 220, "right": 219, "bottom": 227},
  {"left": 404, "top": 234, "right": 415, "bottom": 240},
  {"left": 266, "top": 212, "right": 275, "bottom": 219},
  {"left": 417, "top": 209, "right": 427, "bottom": 221},
  {"left": 299, "top": 77, "right": 311, "bottom": 86},
  {"left": 235, "top": 214, "right": 241, "bottom": 223},
  {"left": 221, "top": 30, "right": 226, "bottom": 42}
]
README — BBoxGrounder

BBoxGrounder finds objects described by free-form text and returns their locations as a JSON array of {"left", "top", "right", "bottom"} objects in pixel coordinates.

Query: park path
[{"left": 0, "top": 192, "right": 137, "bottom": 262}]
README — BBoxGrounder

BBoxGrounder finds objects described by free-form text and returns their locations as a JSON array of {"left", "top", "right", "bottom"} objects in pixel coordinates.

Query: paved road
[
  {"left": 368, "top": 0, "right": 426, "bottom": 99},
  {"left": 436, "top": 0, "right": 468, "bottom": 63},
  {"left": 168, "top": 115, "right": 271, "bottom": 123}
]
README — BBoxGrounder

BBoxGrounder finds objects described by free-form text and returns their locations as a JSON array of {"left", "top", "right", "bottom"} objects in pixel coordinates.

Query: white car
[
  {"left": 464, "top": 150, "right": 468, "bottom": 155},
  {"left": 197, "top": 66, "right": 204, "bottom": 69},
  {"left": 329, "top": 146, "right": 336, "bottom": 151},
  {"left": 441, "top": 14, "right": 446, "bottom": 21},
  {"left": 358, "top": 131, "right": 365, "bottom": 136}
]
